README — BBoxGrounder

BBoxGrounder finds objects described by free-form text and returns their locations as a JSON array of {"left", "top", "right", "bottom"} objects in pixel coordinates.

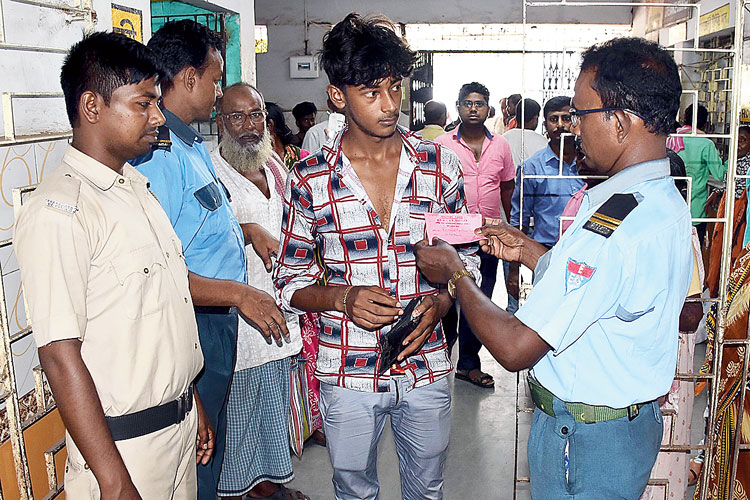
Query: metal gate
[{"left": 410, "top": 51, "right": 435, "bottom": 131}]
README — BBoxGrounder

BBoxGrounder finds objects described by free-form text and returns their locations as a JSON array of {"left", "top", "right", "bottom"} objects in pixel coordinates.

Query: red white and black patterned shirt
[{"left": 274, "top": 126, "right": 480, "bottom": 393}]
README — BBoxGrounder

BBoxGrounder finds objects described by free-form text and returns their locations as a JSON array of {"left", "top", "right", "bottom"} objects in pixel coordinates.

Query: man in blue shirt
[
  {"left": 414, "top": 37, "right": 692, "bottom": 499},
  {"left": 507, "top": 96, "right": 584, "bottom": 313},
  {"left": 131, "top": 20, "right": 289, "bottom": 500},
  {"left": 510, "top": 95, "right": 585, "bottom": 247}
]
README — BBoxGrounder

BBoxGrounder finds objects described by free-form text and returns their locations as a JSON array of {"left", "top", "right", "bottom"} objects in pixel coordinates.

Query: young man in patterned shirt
[{"left": 274, "top": 13, "right": 479, "bottom": 500}]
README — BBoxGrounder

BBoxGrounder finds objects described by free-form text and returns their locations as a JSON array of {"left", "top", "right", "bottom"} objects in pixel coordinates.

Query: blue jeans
[
  {"left": 503, "top": 260, "right": 518, "bottom": 314},
  {"left": 528, "top": 396, "right": 662, "bottom": 499},
  {"left": 195, "top": 310, "right": 238, "bottom": 500},
  {"left": 319, "top": 377, "right": 452, "bottom": 500}
]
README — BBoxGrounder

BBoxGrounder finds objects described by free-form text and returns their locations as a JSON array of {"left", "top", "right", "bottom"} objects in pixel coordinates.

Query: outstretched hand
[
  {"left": 413, "top": 238, "right": 465, "bottom": 285},
  {"left": 476, "top": 221, "right": 526, "bottom": 262}
]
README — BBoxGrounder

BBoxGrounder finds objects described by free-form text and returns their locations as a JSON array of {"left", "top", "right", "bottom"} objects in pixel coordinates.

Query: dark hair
[
  {"left": 507, "top": 94, "right": 522, "bottom": 114},
  {"left": 684, "top": 104, "right": 708, "bottom": 130},
  {"left": 147, "top": 20, "right": 224, "bottom": 90},
  {"left": 265, "top": 102, "right": 294, "bottom": 146},
  {"left": 544, "top": 96, "right": 572, "bottom": 119},
  {"left": 458, "top": 82, "right": 490, "bottom": 103},
  {"left": 320, "top": 13, "right": 416, "bottom": 89},
  {"left": 515, "top": 98, "right": 541, "bottom": 125},
  {"left": 741, "top": 125, "right": 750, "bottom": 135},
  {"left": 292, "top": 101, "right": 317, "bottom": 120},
  {"left": 667, "top": 149, "right": 688, "bottom": 200},
  {"left": 217, "top": 82, "right": 263, "bottom": 113},
  {"left": 60, "top": 32, "right": 163, "bottom": 126},
  {"left": 580, "top": 37, "right": 681, "bottom": 136},
  {"left": 424, "top": 100, "right": 447, "bottom": 124}
]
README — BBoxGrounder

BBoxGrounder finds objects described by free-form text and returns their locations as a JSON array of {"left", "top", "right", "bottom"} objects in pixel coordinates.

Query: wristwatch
[{"left": 447, "top": 269, "right": 474, "bottom": 298}]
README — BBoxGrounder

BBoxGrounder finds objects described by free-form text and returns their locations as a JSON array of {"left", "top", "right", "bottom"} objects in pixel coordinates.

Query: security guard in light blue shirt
[
  {"left": 516, "top": 158, "right": 692, "bottom": 406},
  {"left": 413, "top": 37, "right": 692, "bottom": 499},
  {"left": 132, "top": 108, "right": 246, "bottom": 283}
]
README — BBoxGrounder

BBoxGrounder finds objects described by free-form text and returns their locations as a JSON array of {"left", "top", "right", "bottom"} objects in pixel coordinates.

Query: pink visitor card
[{"left": 424, "top": 213, "right": 483, "bottom": 245}]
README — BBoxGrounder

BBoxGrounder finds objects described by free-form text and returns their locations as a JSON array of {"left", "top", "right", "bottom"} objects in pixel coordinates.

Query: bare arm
[
  {"left": 290, "top": 284, "right": 402, "bottom": 330},
  {"left": 476, "top": 221, "right": 548, "bottom": 270},
  {"left": 188, "top": 272, "right": 289, "bottom": 343},
  {"left": 39, "top": 340, "right": 141, "bottom": 500},
  {"left": 453, "top": 275, "right": 550, "bottom": 371},
  {"left": 240, "top": 223, "right": 279, "bottom": 273},
  {"left": 414, "top": 238, "right": 550, "bottom": 371}
]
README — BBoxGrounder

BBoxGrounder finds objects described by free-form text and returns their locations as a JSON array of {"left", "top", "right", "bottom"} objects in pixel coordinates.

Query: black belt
[
  {"left": 194, "top": 306, "right": 233, "bottom": 315},
  {"left": 106, "top": 386, "right": 193, "bottom": 441}
]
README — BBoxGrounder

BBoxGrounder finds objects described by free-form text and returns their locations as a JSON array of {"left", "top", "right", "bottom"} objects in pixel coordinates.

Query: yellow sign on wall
[
  {"left": 699, "top": 3, "right": 730, "bottom": 37},
  {"left": 112, "top": 3, "right": 143, "bottom": 42}
]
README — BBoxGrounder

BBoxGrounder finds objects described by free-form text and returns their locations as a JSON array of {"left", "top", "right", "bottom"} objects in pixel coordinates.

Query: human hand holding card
[{"left": 424, "top": 213, "right": 483, "bottom": 245}]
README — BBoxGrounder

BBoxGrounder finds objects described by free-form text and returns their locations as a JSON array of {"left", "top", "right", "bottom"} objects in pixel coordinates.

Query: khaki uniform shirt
[{"left": 15, "top": 146, "right": 203, "bottom": 417}]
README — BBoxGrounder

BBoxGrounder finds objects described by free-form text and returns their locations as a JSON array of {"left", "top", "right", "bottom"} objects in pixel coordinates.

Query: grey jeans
[{"left": 319, "top": 376, "right": 452, "bottom": 500}]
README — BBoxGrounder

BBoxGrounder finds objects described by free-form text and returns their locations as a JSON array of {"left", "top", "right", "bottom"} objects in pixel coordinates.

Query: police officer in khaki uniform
[{"left": 14, "top": 33, "right": 212, "bottom": 499}]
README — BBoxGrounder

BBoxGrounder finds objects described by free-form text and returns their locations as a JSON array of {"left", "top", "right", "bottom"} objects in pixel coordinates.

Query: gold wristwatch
[{"left": 447, "top": 269, "right": 474, "bottom": 298}]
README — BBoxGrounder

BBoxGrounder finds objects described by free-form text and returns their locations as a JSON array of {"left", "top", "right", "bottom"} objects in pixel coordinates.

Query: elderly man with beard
[{"left": 209, "top": 82, "right": 309, "bottom": 500}]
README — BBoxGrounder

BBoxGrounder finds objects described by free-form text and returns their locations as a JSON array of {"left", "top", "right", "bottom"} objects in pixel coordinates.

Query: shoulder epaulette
[
  {"left": 152, "top": 124, "right": 171, "bottom": 152},
  {"left": 43, "top": 172, "right": 81, "bottom": 216},
  {"left": 582, "top": 193, "right": 639, "bottom": 238}
]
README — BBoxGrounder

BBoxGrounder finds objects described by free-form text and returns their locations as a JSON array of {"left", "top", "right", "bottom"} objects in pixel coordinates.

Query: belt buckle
[
  {"left": 627, "top": 404, "right": 639, "bottom": 421},
  {"left": 176, "top": 393, "right": 184, "bottom": 419}
]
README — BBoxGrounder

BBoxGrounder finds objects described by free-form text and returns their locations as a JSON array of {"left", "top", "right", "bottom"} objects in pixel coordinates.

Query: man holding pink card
[{"left": 434, "top": 82, "right": 515, "bottom": 389}]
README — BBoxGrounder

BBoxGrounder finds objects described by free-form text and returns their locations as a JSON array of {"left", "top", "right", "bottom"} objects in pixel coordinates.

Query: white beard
[{"left": 219, "top": 130, "right": 274, "bottom": 173}]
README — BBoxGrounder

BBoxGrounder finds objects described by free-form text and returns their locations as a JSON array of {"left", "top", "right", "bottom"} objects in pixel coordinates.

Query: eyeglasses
[
  {"left": 460, "top": 100, "right": 487, "bottom": 110},
  {"left": 222, "top": 110, "right": 267, "bottom": 126},
  {"left": 568, "top": 107, "right": 646, "bottom": 127}
]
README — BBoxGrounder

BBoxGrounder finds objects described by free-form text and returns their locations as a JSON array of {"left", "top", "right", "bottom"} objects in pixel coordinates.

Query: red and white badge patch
[{"left": 565, "top": 258, "right": 596, "bottom": 295}]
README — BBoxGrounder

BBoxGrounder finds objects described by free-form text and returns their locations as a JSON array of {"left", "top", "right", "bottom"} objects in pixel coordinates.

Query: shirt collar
[
  {"left": 63, "top": 145, "right": 146, "bottom": 191},
  {"left": 455, "top": 125, "right": 493, "bottom": 142},
  {"left": 323, "top": 125, "right": 429, "bottom": 175},
  {"left": 161, "top": 107, "right": 203, "bottom": 145},
  {"left": 585, "top": 158, "right": 670, "bottom": 207},
  {"left": 541, "top": 144, "right": 577, "bottom": 168}
]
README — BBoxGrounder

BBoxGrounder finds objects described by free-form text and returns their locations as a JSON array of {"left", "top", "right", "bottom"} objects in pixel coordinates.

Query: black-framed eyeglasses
[
  {"left": 460, "top": 100, "right": 487, "bottom": 110},
  {"left": 568, "top": 107, "right": 646, "bottom": 127},
  {"left": 222, "top": 110, "right": 267, "bottom": 126}
]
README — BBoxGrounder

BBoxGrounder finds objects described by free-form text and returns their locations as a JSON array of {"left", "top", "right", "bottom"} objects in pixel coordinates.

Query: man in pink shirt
[{"left": 434, "top": 82, "right": 515, "bottom": 388}]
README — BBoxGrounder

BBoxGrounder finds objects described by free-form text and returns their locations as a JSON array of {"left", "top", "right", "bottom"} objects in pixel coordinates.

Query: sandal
[{"left": 455, "top": 368, "right": 495, "bottom": 389}]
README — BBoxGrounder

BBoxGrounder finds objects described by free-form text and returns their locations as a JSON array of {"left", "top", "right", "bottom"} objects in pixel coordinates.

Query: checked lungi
[{"left": 217, "top": 357, "right": 294, "bottom": 497}]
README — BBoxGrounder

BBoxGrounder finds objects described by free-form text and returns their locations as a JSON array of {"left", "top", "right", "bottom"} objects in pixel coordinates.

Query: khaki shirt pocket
[{"left": 111, "top": 245, "right": 168, "bottom": 320}]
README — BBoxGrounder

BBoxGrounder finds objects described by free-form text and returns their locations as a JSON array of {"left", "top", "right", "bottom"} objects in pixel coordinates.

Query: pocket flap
[
  {"left": 614, "top": 304, "right": 655, "bottom": 322},
  {"left": 111, "top": 246, "right": 165, "bottom": 285},
  {"left": 193, "top": 182, "right": 223, "bottom": 211}
]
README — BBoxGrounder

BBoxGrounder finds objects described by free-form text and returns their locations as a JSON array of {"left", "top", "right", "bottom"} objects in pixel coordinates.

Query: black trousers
[{"left": 456, "top": 251, "right": 498, "bottom": 372}]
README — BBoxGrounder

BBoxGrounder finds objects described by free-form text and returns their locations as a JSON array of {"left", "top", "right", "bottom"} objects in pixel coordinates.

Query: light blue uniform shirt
[
  {"left": 132, "top": 109, "right": 246, "bottom": 283},
  {"left": 510, "top": 145, "right": 585, "bottom": 246},
  {"left": 515, "top": 158, "right": 692, "bottom": 408}
]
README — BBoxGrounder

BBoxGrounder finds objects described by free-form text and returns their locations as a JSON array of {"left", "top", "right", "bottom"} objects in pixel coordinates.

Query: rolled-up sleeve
[
  {"left": 273, "top": 168, "right": 326, "bottom": 313},
  {"left": 15, "top": 198, "right": 90, "bottom": 346}
]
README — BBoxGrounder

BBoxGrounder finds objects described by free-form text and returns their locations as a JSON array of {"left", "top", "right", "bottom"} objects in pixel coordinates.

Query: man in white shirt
[
  {"left": 211, "top": 82, "right": 309, "bottom": 500},
  {"left": 302, "top": 97, "right": 346, "bottom": 152},
  {"left": 503, "top": 98, "right": 548, "bottom": 168}
]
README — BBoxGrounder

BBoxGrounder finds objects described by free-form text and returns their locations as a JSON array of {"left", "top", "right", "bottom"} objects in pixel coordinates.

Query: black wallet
[{"left": 378, "top": 298, "right": 424, "bottom": 375}]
